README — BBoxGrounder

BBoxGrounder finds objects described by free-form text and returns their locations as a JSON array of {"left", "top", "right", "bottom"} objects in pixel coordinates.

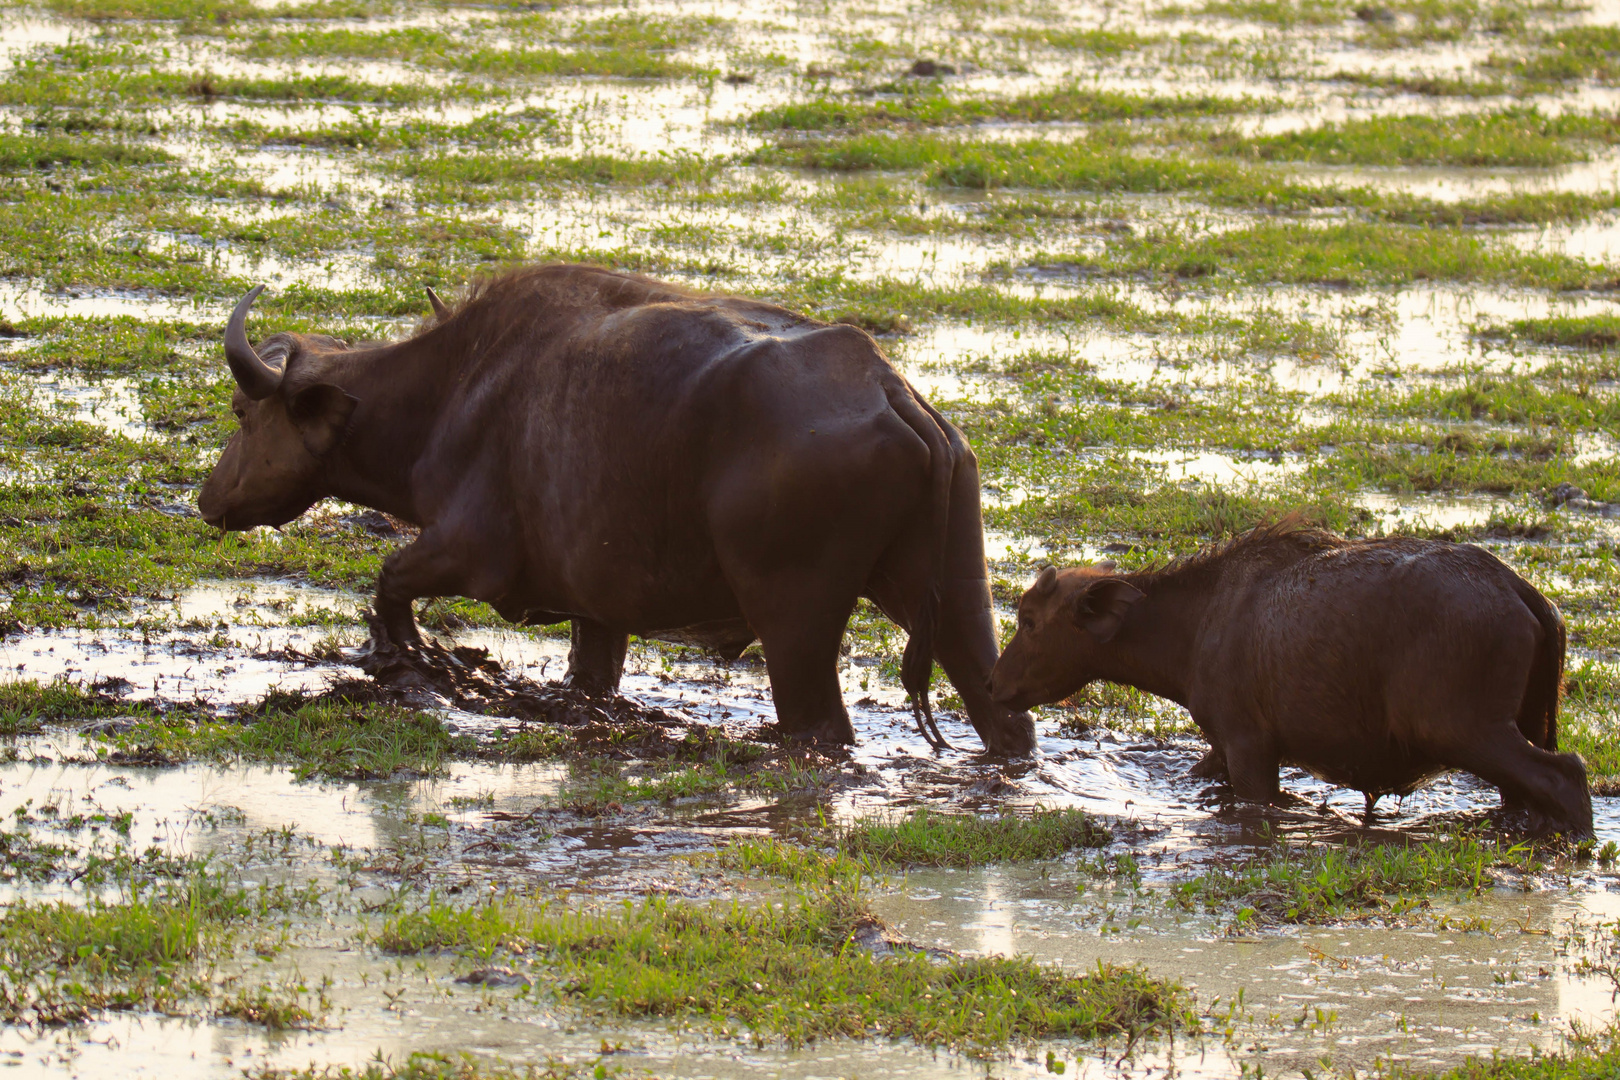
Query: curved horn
[
  {"left": 426, "top": 286, "right": 450, "bottom": 320},
  {"left": 224, "top": 284, "right": 282, "bottom": 400}
]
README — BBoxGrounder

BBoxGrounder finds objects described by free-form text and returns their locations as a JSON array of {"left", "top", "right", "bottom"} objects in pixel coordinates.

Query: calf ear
[
  {"left": 1070, "top": 578, "right": 1143, "bottom": 642},
  {"left": 288, "top": 384, "right": 359, "bottom": 457}
]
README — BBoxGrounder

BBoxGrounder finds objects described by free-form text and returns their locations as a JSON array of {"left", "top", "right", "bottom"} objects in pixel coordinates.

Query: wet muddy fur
[
  {"left": 198, "top": 264, "right": 1037, "bottom": 757},
  {"left": 991, "top": 521, "right": 1594, "bottom": 836}
]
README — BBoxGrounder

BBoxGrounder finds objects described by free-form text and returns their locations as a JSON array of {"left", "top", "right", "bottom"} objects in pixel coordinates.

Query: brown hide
[
  {"left": 198, "top": 264, "right": 1036, "bottom": 755},
  {"left": 990, "top": 522, "right": 1592, "bottom": 834}
]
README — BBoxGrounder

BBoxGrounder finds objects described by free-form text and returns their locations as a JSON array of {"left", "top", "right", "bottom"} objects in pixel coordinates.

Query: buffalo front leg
[
  {"left": 566, "top": 618, "right": 629, "bottom": 695},
  {"left": 1215, "top": 722, "right": 1282, "bottom": 806},
  {"left": 372, "top": 530, "right": 504, "bottom": 651}
]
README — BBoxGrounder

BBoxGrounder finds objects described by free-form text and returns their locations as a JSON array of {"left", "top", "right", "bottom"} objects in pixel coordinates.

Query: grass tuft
[
  {"left": 836, "top": 807, "right": 1109, "bottom": 867},
  {"left": 377, "top": 890, "right": 1191, "bottom": 1051},
  {"left": 1174, "top": 836, "right": 1499, "bottom": 923}
]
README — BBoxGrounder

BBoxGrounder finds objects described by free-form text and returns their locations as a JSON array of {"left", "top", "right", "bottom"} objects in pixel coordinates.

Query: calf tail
[
  {"left": 1513, "top": 577, "right": 1565, "bottom": 752},
  {"left": 883, "top": 374, "right": 955, "bottom": 752}
]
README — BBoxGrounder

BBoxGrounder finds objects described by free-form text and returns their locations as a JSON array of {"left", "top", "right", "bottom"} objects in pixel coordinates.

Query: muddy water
[{"left": 0, "top": 680, "right": 1616, "bottom": 1079}]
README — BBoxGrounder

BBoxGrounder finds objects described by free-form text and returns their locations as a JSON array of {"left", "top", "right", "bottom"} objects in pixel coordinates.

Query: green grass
[
  {"left": 1494, "top": 25, "right": 1620, "bottom": 84},
  {"left": 750, "top": 132, "right": 1620, "bottom": 224},
  {"left": 1395, "top": 1026, "right": 1620, "bottom": 1080},
  {"left": 1170, "top": 0, "right": 1349, "bottom": 26},
  {"left": 0, "top": 870, "right": 314, "bottom": 1024},
  {"left": 0, "top": 134, "right": 170, "bottom": 171},
  {"left": 237, "top": 28, "right": 699, "bottom": 79},
  {"left": 0, "top": 59, "right": 461, "bottom": 107},
  {"left": 36, "top": 0, "right": 395, "bottom": 21},
  {"left": 836, "top": 807, "right": 1109, "bottom": 867},
  {"left": 1013, "top": 27, "right": 1164, "bottom": 53},
  {"left": 100, "top": 694, "right": 468, "bottom": 779},
  {"left": 1475, "top": 315, "right": 1620, "bottom": 350},
  {"left": 1175, "top": 835, "right": 1500, "bottom": 923},
  {"left": 1225, "top": 109, "right": 1620, "bottom": 167},
  {"left": 1017, "top": 220, "right": 1617, "bottom": 289},
  {"left": 743, "top": 87, "right": 1260, "bottom": 131},
  {"left": 215, "top": 982, "right": 325, "bottom": 1030},
  {"left": 1560, "top": 661, "right": 1620, "bottom": 793},
  {"left": 381, "top": 151, "right": 722, "bottom": 201},
  {"left": 376, "top": 890, "right": 1193, "bottom": 1051},
  {"left": 717, "top": 836, "right": 880, "bottom": 890}
]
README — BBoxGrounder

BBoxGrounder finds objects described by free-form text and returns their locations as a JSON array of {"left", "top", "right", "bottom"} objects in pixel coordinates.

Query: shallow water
[{"left": 0, "top": 677, "right": 1614, "bottom": 1080}]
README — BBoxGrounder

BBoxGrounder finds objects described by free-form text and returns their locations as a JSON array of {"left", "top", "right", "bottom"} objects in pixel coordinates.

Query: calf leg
[{"left": 566, "top": 618, "right": 629, "bottom": 694}]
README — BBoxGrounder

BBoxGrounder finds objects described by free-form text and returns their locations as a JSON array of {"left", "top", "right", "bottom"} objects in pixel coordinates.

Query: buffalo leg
[
  {"left": 566, "top": 618, "right": 628, "bottom": 694},
  {"left": 1219, "top": 724, "right": 1282, "bottom": 805},
  {"left": 1188, "top": 747, "right": 1228, "bottom": 780},
  {"left": 373, "top": 528, "right": 511, "bottom": 651},
  {"left": 374, "top": 552, "right": 427, "bottom": 649},
  {"left": 1447, "top": 728, "right": 1593, "bottom": 835},
  {"left": 866, "top": 572, "right": 1032, "bottom": 755},
  {"left": 742, "top": 579, "right": 859, "bottom": 745}
]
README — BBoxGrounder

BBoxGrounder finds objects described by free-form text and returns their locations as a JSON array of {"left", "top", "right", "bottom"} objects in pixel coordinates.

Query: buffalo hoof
[
  {"left": 562, "top": 673, "right": 616, "bottom": 698},
  {"left": 778, "top": 719, "right": 856, "bottom": 747}
]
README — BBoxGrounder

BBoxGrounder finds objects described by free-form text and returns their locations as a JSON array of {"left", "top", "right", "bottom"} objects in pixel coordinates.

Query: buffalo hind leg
[
  {"left": 744, "top": 581, "right": 859, "bottom": 746},
  {"left": 1448, "top": 728, "right": 1593, "bottom": 836},
  {"left": 566, "top": 618, "right": 629, "bottom": 695}
]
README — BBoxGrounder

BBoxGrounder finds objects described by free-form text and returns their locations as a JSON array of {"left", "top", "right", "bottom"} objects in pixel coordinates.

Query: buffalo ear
[
  {"left": 1070, "top": 578, "right": 1143, "bottom": 642},
  {"left": 288, "top": 383, "right": 358, "bottom": 457},
  {"left": 1032, "top": 566, "right": 1059, "bottom": 597}
]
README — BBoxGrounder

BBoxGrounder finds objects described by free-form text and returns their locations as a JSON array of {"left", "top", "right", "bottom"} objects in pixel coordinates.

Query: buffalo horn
[
  {"left": 224, "top": 284, "right": 282, "bottom": 400},
  {"left": 426, "top": 286, "right": 450, "bottom": 320}
]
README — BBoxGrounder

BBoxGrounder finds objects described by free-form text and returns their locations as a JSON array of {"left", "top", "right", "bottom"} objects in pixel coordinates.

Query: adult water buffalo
[
  {"left": 989, "top": 522, "right": 1592, "bottom": 834},
  {"left": 198, "top": 264, "right": 1036, "bottom": 755}
]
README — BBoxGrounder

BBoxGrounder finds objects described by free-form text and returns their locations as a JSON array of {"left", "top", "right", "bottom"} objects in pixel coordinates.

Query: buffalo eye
[
  {"left": 1019, "top": 614, "right": 1034, "bottom": 632},
  {"left": 231, "top": 407, "right": 245, "bottom": 422}
]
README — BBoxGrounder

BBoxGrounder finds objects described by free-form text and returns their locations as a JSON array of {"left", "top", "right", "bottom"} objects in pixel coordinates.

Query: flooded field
[{"left": 7, "top": 0, "right": 1620, "bottom": 1075}]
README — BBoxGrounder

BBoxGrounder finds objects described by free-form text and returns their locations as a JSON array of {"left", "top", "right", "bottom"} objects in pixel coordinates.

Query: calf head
[
  {"left": 197, "top": 286, "right": 359, "bottom": 530},
  {"left": 990, "top": 564, "right": 1143, "bottom": 712}
]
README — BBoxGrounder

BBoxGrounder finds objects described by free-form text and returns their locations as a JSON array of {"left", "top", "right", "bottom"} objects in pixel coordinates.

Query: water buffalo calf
[
  {"left": 197, "top": 264, "right": 1036, "bottom": 754},
  {"left": 990, "top": 523, "right": 1592, "bottom": 834}
]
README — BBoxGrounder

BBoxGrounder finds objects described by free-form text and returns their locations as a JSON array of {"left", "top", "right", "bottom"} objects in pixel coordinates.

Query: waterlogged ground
[{"left": 10, "top": 0, "right": 1620, "bottom": 1074}]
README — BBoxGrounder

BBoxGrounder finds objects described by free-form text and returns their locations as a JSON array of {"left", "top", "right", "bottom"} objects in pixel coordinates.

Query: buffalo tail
[
  {"left": 1513, "top": 576, "right": 1566, "bottom": 752},
  {"left": 883, "top": 375, "right": 955, "bottom": 752}
]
